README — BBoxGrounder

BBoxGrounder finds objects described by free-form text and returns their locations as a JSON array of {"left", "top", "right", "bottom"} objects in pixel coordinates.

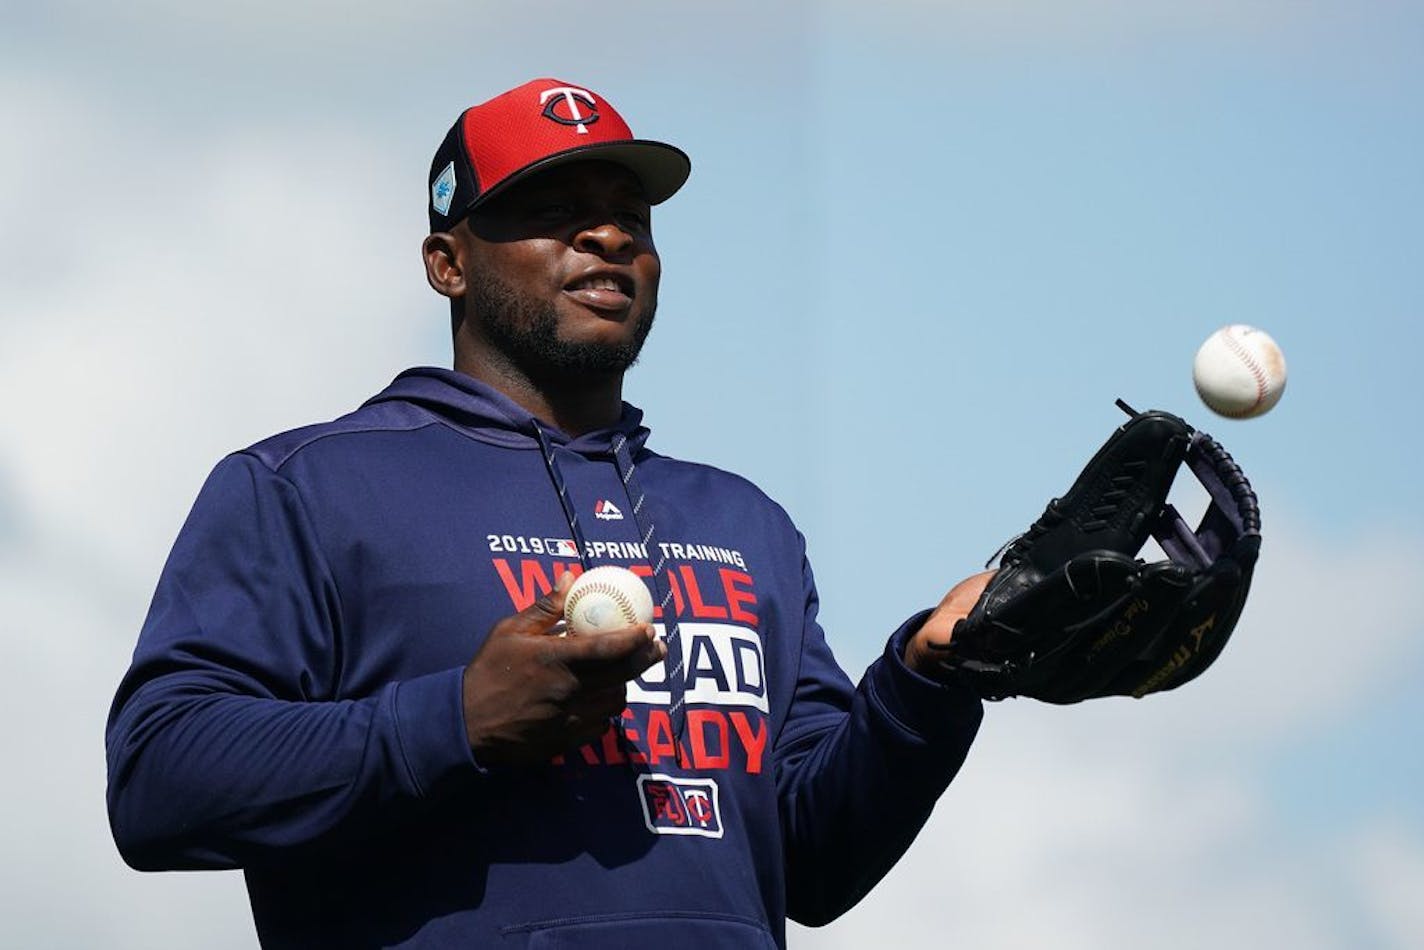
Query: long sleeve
[
  {"left": 105, "top": 453, "right": 475, "bottom": 871},
  {"left": 774, "top": 553, "right": 983, "bottom": 926}
]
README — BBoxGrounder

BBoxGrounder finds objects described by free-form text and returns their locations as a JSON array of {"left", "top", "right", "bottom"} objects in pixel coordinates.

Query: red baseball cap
[{"left": 427, "top": 78, "right": 691, "bottom": 231}]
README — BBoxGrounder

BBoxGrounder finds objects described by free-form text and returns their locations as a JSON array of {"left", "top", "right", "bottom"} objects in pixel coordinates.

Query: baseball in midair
[
  {"left": 563, "top": 566, "right": 655, "bottom": 634},
  {"left": 1192, "top": 325, "right": 1287, "bottom": 419}
]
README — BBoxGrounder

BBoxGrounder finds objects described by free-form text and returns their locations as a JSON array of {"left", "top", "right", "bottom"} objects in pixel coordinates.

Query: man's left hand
[{"left": 902, "top": 570, "right": 996, "bottom": 680}]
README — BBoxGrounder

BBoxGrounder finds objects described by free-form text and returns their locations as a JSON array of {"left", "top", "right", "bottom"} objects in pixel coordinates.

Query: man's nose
[{"left": 574, "top": 220, "right": 635, "bottom": 258}]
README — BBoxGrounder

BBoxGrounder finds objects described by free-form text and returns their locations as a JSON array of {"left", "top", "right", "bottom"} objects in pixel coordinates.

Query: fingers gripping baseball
[{"left": 462, "top": 571, "right": 666, "bottom": 766}]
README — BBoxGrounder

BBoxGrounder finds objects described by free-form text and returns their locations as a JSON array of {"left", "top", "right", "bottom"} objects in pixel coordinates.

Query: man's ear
[{"left": 422, "top": 231, "right": 466, "bottom": 299}]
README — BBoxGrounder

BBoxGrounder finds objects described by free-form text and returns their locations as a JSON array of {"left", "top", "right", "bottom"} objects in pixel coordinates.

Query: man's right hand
[{"left": 462, "top": 571, "right": 666, "bottom": 766}]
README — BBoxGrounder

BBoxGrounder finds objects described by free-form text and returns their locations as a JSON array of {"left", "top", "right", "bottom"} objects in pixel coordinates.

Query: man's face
[{"left": 459, "top": 161, "right": 660, "bottom": 379}]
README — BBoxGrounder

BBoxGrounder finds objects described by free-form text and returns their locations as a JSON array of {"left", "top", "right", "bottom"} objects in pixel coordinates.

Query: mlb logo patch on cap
[{"left": 431, "top": 161, "right": 456, "bottom": 216}]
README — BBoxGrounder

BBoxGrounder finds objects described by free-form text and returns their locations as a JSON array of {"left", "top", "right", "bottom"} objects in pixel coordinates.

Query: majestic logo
[
  {"left": 539, "top": 86, "right": 599, "bottom": 134},
  {"left": 594, "top": 500, "right": 623, "bottom": 521},
  {"left": 431, "top": 161, "right": 456, "bottom": 216},
  {"left": 637, "top": 774, "right": 723, "bottom": 838}
]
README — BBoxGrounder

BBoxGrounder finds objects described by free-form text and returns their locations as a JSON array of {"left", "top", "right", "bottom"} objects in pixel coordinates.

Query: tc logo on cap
[{"left": 539, "top": 86, "right": 599, "bottom": 134}]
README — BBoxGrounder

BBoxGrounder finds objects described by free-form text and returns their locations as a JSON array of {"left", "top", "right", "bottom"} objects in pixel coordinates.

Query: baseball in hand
[
  {"left": 1192, "top": 325, "right": 1287, "bottom": 419},
  {"left": 564, "top": 566, "right": 655, "bottom": 634}
]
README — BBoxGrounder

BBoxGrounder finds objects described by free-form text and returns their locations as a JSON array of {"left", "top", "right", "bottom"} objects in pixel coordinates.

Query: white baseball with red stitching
[
  {"left": 1193, "top": 325, "right": 1287, "bottom": 419},
  {"left": 564, "top": 566, "right": 655, "bottom": 634}
]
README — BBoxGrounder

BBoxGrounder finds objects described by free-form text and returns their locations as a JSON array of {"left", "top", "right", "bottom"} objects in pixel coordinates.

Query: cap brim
[{"left": 469, "top": 139, "right": 691, "bottom": 214}]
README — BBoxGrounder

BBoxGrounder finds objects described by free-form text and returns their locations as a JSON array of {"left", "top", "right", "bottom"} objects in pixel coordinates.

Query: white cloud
[
  {"left": 0, "top": 73, "right": 432, "bottom": 948},
  {"left": 794, "top": 738, "right": 1252, "bottom": 948},
  {"left": 0, "top": 72, "right": 440, "bottom": 578},
  {"left": 1180, "top": 518, "right": 1424, "bottom": 741},
  {"left": 792, "top": 727, "right": 1346, "bottom": 950},
  {"left": 1347, "top": 820, "right": 1424, "bottom": 949},
  {"left": 0, "top": 538, "right": 256, "bottom": 949}
]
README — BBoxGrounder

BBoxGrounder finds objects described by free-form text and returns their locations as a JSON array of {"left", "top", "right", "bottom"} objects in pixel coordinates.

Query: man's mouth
[{"left": 564, "top": 272, "right": 634, "bottom": 312}]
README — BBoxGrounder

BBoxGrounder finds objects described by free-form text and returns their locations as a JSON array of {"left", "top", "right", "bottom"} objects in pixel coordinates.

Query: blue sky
[{"left": 2, "top": 2, "right": 1422, "bottom": 947}]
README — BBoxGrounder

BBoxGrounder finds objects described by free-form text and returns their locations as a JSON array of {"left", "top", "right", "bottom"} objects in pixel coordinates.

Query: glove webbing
[{"left": 1151, "top": 432, "right": 1261, "bottom": 570}]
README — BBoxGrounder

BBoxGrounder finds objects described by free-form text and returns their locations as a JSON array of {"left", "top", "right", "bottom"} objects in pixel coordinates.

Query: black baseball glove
[{"left": 937, "top": 400, "right": 1261, "bottom": 703}]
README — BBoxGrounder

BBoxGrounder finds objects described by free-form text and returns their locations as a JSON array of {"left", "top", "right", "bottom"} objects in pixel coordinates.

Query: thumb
[
  {"left": 921, "top": 570, "right": 997, "bottom": 647},
  {"left": 500, "top": 570, "right": 574, "bottom": 636}
]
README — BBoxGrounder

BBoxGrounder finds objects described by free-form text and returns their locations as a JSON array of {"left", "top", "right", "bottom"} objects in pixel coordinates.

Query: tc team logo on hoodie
[
  {"left": 637, "top": 774, "right": 723, "bottom": 838},
  {"left": 594, "top": 500, "right": 624, "bottom": 521}
]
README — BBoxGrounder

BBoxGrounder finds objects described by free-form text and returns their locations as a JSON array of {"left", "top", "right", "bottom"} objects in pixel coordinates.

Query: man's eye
[
  {"left": 616, "top": 210, "right": 650, "bottom": 230},
  {"left": 535, "top": 202, "right": 577, "bottom": 219}
]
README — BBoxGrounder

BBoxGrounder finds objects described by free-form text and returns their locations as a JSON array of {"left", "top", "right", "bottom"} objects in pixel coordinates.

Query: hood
[{"left": 363, "top": 367, "right": 652, "bottom": 458}]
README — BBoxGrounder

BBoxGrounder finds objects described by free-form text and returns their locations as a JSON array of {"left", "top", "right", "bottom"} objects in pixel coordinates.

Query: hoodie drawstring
[
  {"left": 532, "top": 425, "right": 592, "bottom": 573},
  {"left": 533, "top": 424, "right": 688, "bottom": 742},
  {"left": 611, "top": 433, "right": 687, "bottom": 741}
]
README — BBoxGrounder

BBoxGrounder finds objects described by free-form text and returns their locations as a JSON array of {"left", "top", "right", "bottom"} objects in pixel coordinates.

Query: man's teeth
[{"left": 573, "top": 277, "right": 623, "bottom": 292}]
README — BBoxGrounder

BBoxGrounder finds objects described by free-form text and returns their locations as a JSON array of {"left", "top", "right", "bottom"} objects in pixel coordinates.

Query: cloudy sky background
[{"left": 2, "top": 1, "right": 1422, "bottom": 946}]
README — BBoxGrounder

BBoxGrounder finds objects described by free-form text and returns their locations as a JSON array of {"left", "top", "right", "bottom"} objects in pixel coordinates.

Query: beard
[{"left": 467, "top": 268, "right": 656, "bottom": 379}]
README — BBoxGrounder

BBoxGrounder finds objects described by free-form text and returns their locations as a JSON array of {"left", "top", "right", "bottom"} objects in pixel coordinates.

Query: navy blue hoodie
[{"left": 107, "top": 368, "right": 982, "bottom": 948}]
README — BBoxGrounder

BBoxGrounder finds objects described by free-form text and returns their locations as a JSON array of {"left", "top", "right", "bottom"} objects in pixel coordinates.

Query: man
[{"left": 107, "top": 78, "right": 989, "bottom": 949}]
